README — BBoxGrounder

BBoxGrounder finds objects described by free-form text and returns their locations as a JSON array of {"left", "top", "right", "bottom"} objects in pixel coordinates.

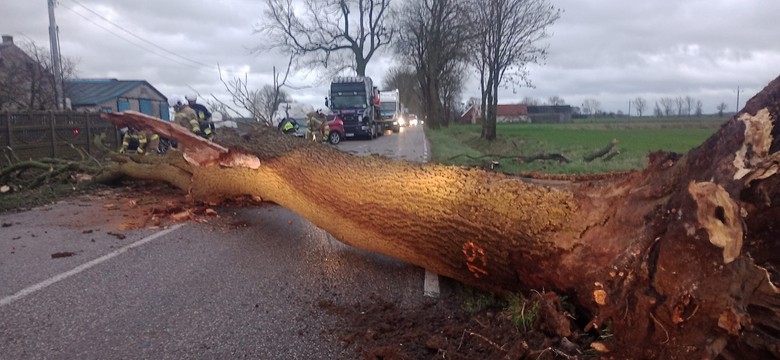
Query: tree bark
[{"left": 100, "top": 75, "right": 780, "bottom": 359}]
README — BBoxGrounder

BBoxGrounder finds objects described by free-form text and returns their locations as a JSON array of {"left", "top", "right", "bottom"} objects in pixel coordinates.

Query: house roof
[
  {"left": 461, "top": 104, "right": 529, "bottom": 118},
  {"left": 0, "top": 36, "right": 37, "bottom": 67},
  {"left": 527, "top": 105, "right": 572, "bottom": 114},
  {"left": 496, "top": 104, "right": 528, "bottom": 116},
  {"left": 65, "top": 79, "right": 167, "bottom": 106}
]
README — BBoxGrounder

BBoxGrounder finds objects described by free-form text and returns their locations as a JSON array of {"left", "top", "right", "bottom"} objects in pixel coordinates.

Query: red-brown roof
[
  {"left": 461, "top": 104, "right": 528, "bottom": 119},
  {"left": 496, "top": 104, "right": 528, "bottom": 116}
]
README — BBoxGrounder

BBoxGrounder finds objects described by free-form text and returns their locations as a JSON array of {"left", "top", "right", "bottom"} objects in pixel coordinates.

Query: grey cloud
[{"left": 2, "top": 0, "right": 779, "bottom": 116}]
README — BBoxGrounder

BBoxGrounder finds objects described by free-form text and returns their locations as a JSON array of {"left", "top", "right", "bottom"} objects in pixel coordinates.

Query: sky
[{"left": 2, "top": 0, "right": 779, "bottom": 116}]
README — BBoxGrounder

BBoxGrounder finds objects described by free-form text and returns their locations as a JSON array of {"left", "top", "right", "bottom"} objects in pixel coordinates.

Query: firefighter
[
  {"left": 171, "top": 96, "right": 204, "bottom": 137},
  {"left": 280, "top": 118, "right": 297, "bottom": 135},
  {"left": 185, "top": 94, "right": 214, "bottom": 140},
  {"left": 305, "top": 112, "right": 320, "bottom": 142},
  {"left": 306, "top": 110, "right": 330, "bottom": 143},
  {"left": 118, "top": 127, "right": 159, "bottom": 155}
]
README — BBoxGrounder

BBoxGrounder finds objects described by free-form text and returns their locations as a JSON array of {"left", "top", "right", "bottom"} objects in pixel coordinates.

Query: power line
[
  {"left": 67, "top": 0, "right": 213, "bottom": 69},
  {"left": 58, "top": 0, "right": 294, "bottom": 82},
  {"left": 59, "top": 2, "right": 202, "bottom": 70}
]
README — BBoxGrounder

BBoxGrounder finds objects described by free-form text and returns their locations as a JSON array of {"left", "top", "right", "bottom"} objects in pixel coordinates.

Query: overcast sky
[{"left": 3, "top": 0, "right": 779, "bottom": 116}]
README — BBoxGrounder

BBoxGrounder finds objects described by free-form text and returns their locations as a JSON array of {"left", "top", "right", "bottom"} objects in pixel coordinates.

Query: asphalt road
[{"left": 0, "top": 125, "right": 441, "bottom": 359}]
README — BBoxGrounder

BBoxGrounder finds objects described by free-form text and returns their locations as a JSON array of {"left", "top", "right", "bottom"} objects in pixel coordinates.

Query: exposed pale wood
[{"left": 99, "top": 75, "right": 780, "bottom": 359}]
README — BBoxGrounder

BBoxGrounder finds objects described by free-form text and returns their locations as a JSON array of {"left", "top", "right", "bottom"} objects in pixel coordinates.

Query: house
[
  {"left": 0, "top": 35, "right": 58, "bottom": 110},
  {"left": 526, "top": 105, "right": 573, "bottom": 123},
  {"left": 460, "top": 104, "right": 529, "bottom": 124},
  {"left": 65, "top": 79, "right": 169, "bottom": 120}
]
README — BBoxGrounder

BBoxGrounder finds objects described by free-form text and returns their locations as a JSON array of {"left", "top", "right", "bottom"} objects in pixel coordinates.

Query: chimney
[{"left": 1, "top": 35, "right": 12, "bottom": 44}]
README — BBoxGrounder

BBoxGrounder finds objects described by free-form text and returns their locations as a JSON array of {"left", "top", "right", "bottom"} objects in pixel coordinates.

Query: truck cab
[
  {"left": 378, "top": 89, "right": 402, "bottom": 133},
  {"left": 328, "top": 76, "right": 382, "bottom": 140}
]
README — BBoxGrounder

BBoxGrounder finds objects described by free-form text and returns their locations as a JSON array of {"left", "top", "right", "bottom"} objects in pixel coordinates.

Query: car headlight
[{"left": 398, "top": 118, "right": 405, "bottom": 126}]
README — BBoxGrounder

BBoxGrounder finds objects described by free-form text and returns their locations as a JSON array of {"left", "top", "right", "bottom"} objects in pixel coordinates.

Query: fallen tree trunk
[
  {"left": 583, "top": 138, "right": 619, "bottom": 162},
  {"left": 100, "top": 75, "right": 780, "bottom": 359}
]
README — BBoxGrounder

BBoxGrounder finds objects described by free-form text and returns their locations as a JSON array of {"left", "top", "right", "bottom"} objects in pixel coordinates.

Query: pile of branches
[{"left": 0, "top": 145, "right": 105, "bottom": 194}]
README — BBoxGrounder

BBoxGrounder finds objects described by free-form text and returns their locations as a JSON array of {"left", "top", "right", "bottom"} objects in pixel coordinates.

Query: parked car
[{"left": 324, "top": 113, "right": 345, "bottom": 144}]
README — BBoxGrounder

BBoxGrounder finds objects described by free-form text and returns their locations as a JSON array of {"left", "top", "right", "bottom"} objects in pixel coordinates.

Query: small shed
[
  {"left": 65, "top": 79, "right": 169, "bottom": 120},
  {"left": 526, "top": 105, "right": 573, "bottom": 123}
]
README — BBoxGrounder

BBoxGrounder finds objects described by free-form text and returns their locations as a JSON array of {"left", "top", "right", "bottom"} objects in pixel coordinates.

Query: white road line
[
  {"left": 0, "top": 224, "right": 185, "bottom": 308},
  {"left": 420, "top": 128, "right": 440, "bottom": 298},
  {"left": 422, "top": 129, "right": 429, "bottom": 162},
  {"left": 424, "top": 270, "right": 440, "bottom": 298}
]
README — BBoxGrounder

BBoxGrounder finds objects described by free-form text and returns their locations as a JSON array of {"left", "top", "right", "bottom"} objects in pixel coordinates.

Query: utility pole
[
  {"left": 735, "top": 86, "right": 744, "bottom": 113},
  {"left": 48, "top": 0, "right": 64, "bottom": 109},
  {"left": 628, "top": 100, "right": 631, "bottom": 118}
]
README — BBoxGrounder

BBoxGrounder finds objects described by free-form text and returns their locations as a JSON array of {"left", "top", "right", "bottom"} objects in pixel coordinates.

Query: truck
[
  {"left": 327, "top": 76, "right": 382, "bottom": 140},
  {"left": 378, "top": 89, "right": 402, "bottom": 133}
]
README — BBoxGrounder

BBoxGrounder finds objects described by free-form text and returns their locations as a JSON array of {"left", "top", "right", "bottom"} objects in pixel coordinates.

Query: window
[
  {"left": 330, "top": 95, "right": 367, "bottom": 109},
  {"left": 159, "top": 103, "right": 170, "bottom": 120},
  {"left": 139, "top": 99, "right": 152, "bottom": 115},
  {"left": 117, "top": 99, "right": 131, "bottom": 112}
]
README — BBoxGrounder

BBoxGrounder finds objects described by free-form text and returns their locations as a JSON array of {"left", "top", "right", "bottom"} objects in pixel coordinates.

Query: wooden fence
[{"left": 1, "top": 111, "right": 120, "bottom": 162}]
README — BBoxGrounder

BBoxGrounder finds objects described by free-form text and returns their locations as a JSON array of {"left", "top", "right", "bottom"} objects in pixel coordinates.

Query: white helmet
[
  {"left": 185, "top": 94, "right": 197, "bottom": 102},
  {"left": 168, "top": 95, "right": 185, "bottom": 108}
]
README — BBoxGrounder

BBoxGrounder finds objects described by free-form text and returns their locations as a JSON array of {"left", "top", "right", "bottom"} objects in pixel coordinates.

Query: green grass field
[{"left": 426, "top": 116, "right": 727, "bottom": 174}]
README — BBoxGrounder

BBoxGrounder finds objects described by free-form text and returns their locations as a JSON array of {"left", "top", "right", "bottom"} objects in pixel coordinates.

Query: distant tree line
[{"left": 515, "top": 94, "right": 733, "bottom": 118}]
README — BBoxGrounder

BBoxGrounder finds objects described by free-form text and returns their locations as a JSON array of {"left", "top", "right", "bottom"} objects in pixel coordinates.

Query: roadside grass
[
  {"left": 427, "top": 116, "right": 726, "bottom": 174},
  {"left": 458, "top": 285, "right": 542, "bottom": 333},
  {"left": 505, "top": 293, "right": 539, "bottom": 332},
  {"left": 460, "top": 285, "right": 506, "bottom": 314}
]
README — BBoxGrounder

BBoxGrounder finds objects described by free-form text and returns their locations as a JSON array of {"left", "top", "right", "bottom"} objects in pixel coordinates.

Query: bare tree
[
  {"left": 659, "top": 97, "right": 675, "bottom": 116},
  {"left": 215, "top": 57, "right": 293, "bottom": 126},
  {"left": 467, "top": 0, "right": 561, "bottom": 140},
  {"left": 581, "top": 98, "right": 600, "bottom": 117},
  {"left": 439, "top": 61, "right": 467, "bottom": 126},
  {"left": 674, "top": 96, "right": 685, "bottom": 116},
  {"left": 0, "top": 39, "right": 77, "bottom": 110},
  {"left": 716, "top": 101, "right": 728, "bottom": 116},
  {"left": 395, "top": 0, "right": 471, "bottom": 129},
  {"left": 521, "top": 96, "right": 540, "bottom": 105},
  {"left": 383, "top": 65, "right": 421, "bottom": 115},
  {"left": 632, "top": 97, "right": 647, "bottom": 117},
  {"left": 260, "top": 0, "right": 393, "bottom": 77},
  {"left": 695, "top": 99, "right": 703, "bottom": 116},
  {"left": 546, "top": 95, "right": 565, "bottom": 105},
  {"left": 204, "top": 99, "right": 233, "bottom": 120},
  {"left": 684, "top": 96, "right": 696, "bottom": 116}
]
